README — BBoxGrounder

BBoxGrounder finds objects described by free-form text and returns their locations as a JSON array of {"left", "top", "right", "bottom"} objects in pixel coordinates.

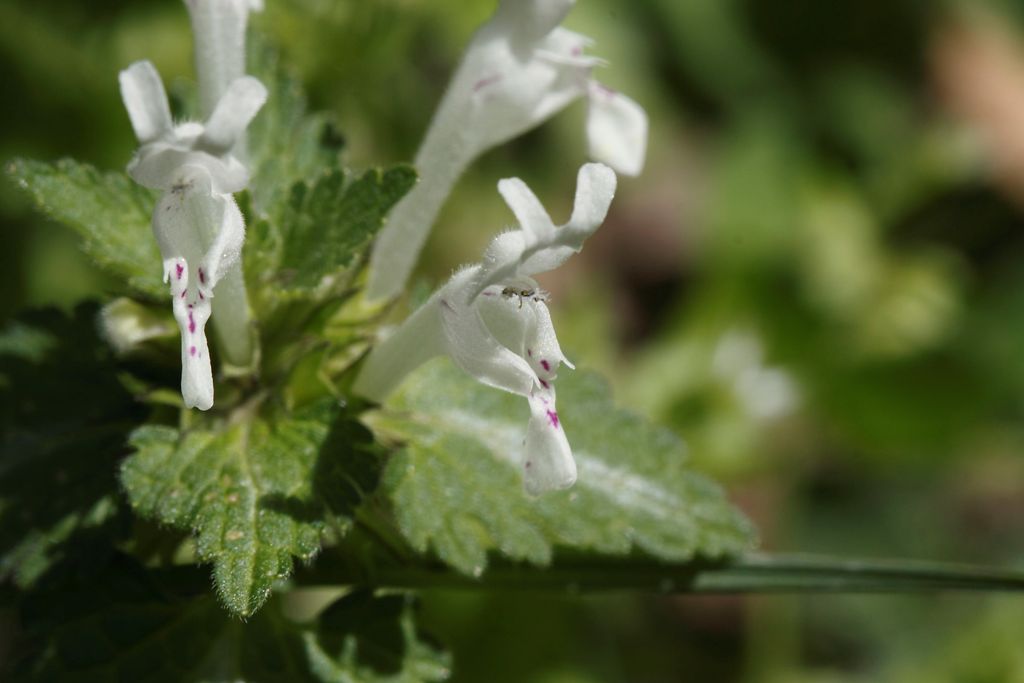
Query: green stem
[{"left": 294, "top": 552, "right": 1024, "bottom": 594}]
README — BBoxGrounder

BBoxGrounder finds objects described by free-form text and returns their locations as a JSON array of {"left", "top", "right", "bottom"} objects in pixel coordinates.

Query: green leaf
[
  {"left": 372, "top": 360, "right": 756, "bottom": 577},
  {"left": 15, "top": 554, "right": 448, "bottom": 683},
  {"left": 6, "top": 158, "right": 162, "bottom": 298},
  {"left": 242, "top": 40, "right": 416, "bottom": 298},
  {"left": 0, "top": 305, "right": 144, "bottom": 586},
  {"left": 14, "top": 555, "right": 309, "bottom": 683},
  {"left": 305, "top": 591, "right": 451, "bottom": 683},
  {"left": 245, "top": 38, "right": 345, "bottom": 217},
  {"left": 275, "top": 165, "right": 416, "bottom": 292},
  {"left": 120, "top": 402, "right": 380, "bottom": 617}
]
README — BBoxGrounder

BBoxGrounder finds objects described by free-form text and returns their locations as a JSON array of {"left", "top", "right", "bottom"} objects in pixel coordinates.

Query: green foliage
[
  {"left": 274, "top": 165, "right": 416, "bottom": 293},
  {"left": 10, "top": 0, "right": 1024, "bottom": 680},
  {"left": 6, "top": 158, "right": 163, "bottom": 298},
  {"left": 372, "top": 360, "right": 755, "bottom": 576},
  {"left": 306, "top": 590, "right": 451, "bottom": 682},
  {"left": 14, "top": 553, "right": 447, "bottom": 683},
  {"left": 121, "top": 401, "right": 380, "bottom": 617},
  {"left": 243, "top": 40, "right": 416, "bottom": 298},
  {"left": 0, "top": 305, "right": 144, "bottom": 586},
  {"left": 245, "top": 39, "right": 345, "bottom": 216},
  {"left": 6, "top": 41, "right": 415, "bottom": 310}
]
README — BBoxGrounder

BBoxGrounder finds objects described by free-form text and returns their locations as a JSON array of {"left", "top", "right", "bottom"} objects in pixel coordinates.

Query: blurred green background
[{"left": 5, "top": 0, "right": 1024, "bottom": 680}]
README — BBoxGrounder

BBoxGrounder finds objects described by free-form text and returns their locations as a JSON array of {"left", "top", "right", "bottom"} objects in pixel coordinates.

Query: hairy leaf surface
[
  {"left": 7, "top": 159, "right": 162, "bottom": 297},
  {"left": 243, "top": 41, "right": 416, "bottom": 297},
  {"left": 373, "top": 360, "right": 756, "bottom": 576},
  {"left": 121, "top": 402, "right": 379, "bottom": 617}
]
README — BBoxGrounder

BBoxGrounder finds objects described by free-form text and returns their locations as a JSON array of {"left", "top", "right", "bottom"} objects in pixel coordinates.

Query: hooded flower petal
[
  {"left": 151, "top": 167, "right": 245, "bottom": 293},
  {"left": 356, "top": 163, "right": 617, "bottom": 493},
  {"left": 199, "top": 191, "right": 247, "bottom": 287},
  {"left": 438, "top": 270, "right": 540, "bottom": 398},
  {"left": 522, "top": 297, "right": 574, "bottom": 381}
]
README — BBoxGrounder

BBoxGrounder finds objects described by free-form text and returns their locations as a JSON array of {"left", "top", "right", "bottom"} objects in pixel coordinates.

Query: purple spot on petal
[
  {"left": 440, "top": 299, "right": 455, "bottom": 313},
  {"left": 525, "top": 461, "right": 532, "bottom": 469},
  {"left": 199, "top": 291, "right": 205, "bottom": 300},
  {"left": 546, "top": 410, "right": 560, "bottom": 428},
  {"left": 198, "top": 268, "right": 206, "bottom": 285},
  {"left": 473, "top": 74, "right": 502, "bottom": 92},
  {"left": 572, "top": 45, "right": 583, "bottom": 56},
  {"left": 539, "top": 379, "right": 550, "bottom": 389},
  {"left": 188, "top": 312, "right": 196, "bottom": 334},
  {"left": 540, "top": 359, "right": 551, "bottom": 372},
  {"left": 189, "top": 345, "right": 196, "bottom": 356},
  {"left": 175, "top": 263, "right": 184, "bottom": 280},
  {"left": 180, "top": 290, "right": 186, "bottom": 299},
  {"left": 527, "top": 349, "right": 533, "bottom": 357}
]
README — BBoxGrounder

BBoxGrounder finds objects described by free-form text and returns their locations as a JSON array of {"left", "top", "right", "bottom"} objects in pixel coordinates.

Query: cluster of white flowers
[
  {"left": 366, "top": 0, "right": 648, "bottom": 303},
  {"left": 119, "top": 0, "right": 647, "bottom": 493}
]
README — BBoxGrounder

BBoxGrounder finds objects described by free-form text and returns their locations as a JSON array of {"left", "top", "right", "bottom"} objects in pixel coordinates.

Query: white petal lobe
[
  {"left": 523, "top": 387, "right": 576, "bottom": 495},
  {"left": 174, "top": 295, "right": 214, "bottom": 411},
  {"left": 119, "top": 61, "right": 173, "bottom": 144},
  {"left": 586, "top": 84, "right": 648, "bottom": 177},
  {"left": 200, "top": 76, "right": 269, "bottom": 154},
  {"left": 497, "top": 178, "right": 555, "bottom": 240}
]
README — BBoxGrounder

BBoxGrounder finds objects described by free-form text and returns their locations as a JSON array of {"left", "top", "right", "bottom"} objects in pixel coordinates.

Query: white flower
[
  {"left": 366, "top": 0, "right": 647, "bottom": 302},
  {"left": 119, "top": 60, "right": 266, "bottom": 409},
  {"left": 355, "top": 162, "right": 617, "bottom": 494}
]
